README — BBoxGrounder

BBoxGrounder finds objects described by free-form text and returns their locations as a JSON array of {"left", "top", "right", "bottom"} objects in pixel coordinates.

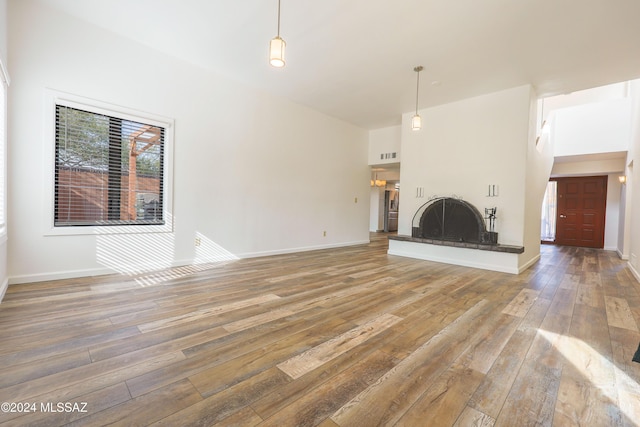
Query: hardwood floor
[{"left": 1, "top": 233, "right": 639, "bottom": 426}]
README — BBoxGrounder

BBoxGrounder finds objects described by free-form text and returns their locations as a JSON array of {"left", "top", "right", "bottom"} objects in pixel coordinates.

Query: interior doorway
[
  {"left": 383, "top": 189, "right": 399, "bottom": 232},
  {"left": 542, "top": 176, "right": 608, "bottom": 248},
  {"left": 369, "top": 165, "right": 400, "bottom": 232}
]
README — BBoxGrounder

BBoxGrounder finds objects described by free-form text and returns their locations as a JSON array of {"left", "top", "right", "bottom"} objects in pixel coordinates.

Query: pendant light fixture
[
  {"left": 269, "top": 0, "right": 286, "bottom": 67},
  {"left": 412, "top": 66, "right": 423, "bottom": 130}
]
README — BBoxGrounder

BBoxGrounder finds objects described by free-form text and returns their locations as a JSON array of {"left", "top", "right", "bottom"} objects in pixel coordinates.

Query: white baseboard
[
  {"left": 238, "top": 240, "right": 370, "bottom": 259},
  {"left": 518, "top": 253, "right": 541, "bottom": 273},
  {"left": 616, "top": 249, "right": 629, "bottom": 260},
  {"left": 0, "top": 277, "right": 8, "bottom": 303},
  {"left": 9, "top": 266, "right": 118, "bottom": 285},
  {"left": 628, "top": 262, "right": 640, "bottom": 284}
]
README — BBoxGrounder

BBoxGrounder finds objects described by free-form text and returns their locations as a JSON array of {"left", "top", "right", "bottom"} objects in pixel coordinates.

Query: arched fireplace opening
[{"left": 412, "top": 197, "right": 497, "bottom": 244}]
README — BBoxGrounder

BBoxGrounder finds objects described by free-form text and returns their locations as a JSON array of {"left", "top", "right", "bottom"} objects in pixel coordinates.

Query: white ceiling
[{"left": 40, "top": 0, "right": 640, "bottom": 130}]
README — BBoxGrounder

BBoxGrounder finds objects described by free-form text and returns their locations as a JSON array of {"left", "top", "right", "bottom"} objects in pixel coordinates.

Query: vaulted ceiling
[{"left": 40, "top": 0, "right": 640, "bottom": 130}]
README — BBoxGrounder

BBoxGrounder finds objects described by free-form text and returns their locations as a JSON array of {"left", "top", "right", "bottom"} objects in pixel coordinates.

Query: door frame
[{"left": 552, "top": 175, "right": 608, "bottom": 248}]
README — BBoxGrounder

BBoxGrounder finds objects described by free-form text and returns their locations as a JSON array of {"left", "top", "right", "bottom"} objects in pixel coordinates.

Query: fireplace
[
  {"left": 412, "top": 197, "right": 497, "bottom": 244},
  {"left": 388, "top": 197, "right": 523, "bottom": 273}
]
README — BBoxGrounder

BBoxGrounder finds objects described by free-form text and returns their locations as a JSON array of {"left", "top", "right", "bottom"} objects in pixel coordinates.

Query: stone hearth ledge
[{"left": 388, "top": 235, "right": 524, "bottom": 254}]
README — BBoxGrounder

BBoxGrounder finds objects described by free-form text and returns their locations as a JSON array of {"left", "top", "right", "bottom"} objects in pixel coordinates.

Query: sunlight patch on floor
[
  {"left": 539, "top": 329, "right": 640, "bottom": 425},
  {"left": 95, "top": 221, "right": 238, "bottom": 287}
]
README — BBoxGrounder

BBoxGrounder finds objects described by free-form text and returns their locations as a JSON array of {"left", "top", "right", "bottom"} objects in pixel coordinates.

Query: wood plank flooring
[{"left": 1, "top": 234, "right": 639, "bottom": 426}]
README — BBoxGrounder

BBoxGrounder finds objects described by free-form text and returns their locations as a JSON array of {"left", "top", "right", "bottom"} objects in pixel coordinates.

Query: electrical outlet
[
  {"left": 195, "top": 238, "right": 201, "bottom": 247},
  {"left": 354, "top": 197, "right": 358, "bottom": 203},
  {"left": 323, "top": 231, "right": 327, "bottom": 237}
]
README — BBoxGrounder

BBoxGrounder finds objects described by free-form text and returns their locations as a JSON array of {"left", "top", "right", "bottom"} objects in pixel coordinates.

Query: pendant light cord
[
  {"left": 277, "top": 0, "right": 281, "bottom": 37},
  {"left": 415, "top": 67, "right": 421, "bottom": 114}
]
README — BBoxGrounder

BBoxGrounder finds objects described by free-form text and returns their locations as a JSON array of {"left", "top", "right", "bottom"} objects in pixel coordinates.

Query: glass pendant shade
[
  {"left": 269, "top": 36, "right": 286, "bottom": 67},
  {"left": 411, "top": 114, "right": 422, "bottom": 131}
]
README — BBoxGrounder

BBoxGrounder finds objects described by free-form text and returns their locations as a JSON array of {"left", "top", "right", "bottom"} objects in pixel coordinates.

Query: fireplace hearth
[
  {"left": 412, "top": 197, "right": 497, "bottom": 244},
  {"left": 388, "top": 196, "right": 524, "bottom": 273}
]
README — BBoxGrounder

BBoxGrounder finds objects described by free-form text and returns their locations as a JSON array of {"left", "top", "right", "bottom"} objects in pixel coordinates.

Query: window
[
  {"left": 541, "top": 181, "right": 557, "bottom": 241},
  {"left": 46, "top": 91, "right": 173, "bottom": 233}
]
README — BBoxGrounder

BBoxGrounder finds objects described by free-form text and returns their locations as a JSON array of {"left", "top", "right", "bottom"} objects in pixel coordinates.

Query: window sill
[{"left": 44, "top": 222, "right": 173, "bottom": 237}]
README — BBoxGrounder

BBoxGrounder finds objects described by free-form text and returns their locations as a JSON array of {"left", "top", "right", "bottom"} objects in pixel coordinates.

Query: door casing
[{"left": 553, "top": 175, "right": 607, "bottom": 248}]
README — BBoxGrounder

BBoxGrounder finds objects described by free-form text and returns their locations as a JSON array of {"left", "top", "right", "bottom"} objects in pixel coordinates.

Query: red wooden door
[{"left": 554, "top": 176, "right": 607, "bottom": 248}]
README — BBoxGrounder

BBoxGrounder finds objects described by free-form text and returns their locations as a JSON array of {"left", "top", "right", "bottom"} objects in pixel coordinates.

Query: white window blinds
[{"left": 54, "top": 105, "right": 165, "bottom": 227}]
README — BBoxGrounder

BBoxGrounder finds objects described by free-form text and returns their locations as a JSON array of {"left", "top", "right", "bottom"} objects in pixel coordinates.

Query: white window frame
[{"left": 43, "top": 89, "right": 174, "bottom": 236}]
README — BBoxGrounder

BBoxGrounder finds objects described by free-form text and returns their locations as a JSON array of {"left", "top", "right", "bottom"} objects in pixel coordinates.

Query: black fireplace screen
[{"left": 412, "top": 197, "right": 495, "bottom": 244}]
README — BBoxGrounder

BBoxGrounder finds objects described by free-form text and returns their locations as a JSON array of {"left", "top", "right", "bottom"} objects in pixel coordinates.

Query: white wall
[
  {"left": 553, "top": 98, "right": 631, "bottom": 157},
  {"left": 619, "top": 159, "right": 633, "bottom": 259},
  {"left": 618, "top": 177, "right": 628, "bottom": 258},
  {"left": 399, "top": 85, "right": 533, "bottom": 246},
  {"left": 551, "top": 158, "right": 626, "bottom": 176},
  {"left": 7, "top": 0, "right": 370, "bottom": 283},
  {"left": 0, "top": 0, "right": 6, "bottom": 66},
  {"left": 542, "top": 82, "right": 629, "bottom": 117},
  {"left": 603, "top": 175, "right": 622, "bottom": 251},
  {"left": 627, "top": 80, "right": 640, "bottom": 280},
  {"left": 0, "top": 0, "right": 8, "bottom": 300},
  {"left": 521, "top": 88, "right": 555, "bottom": 271},
  {"left": 369, "top": 187, "right": 385, "bottom": 231},
  {"left": 369, "top": 126, "right": 401, "bottom": 165}
]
